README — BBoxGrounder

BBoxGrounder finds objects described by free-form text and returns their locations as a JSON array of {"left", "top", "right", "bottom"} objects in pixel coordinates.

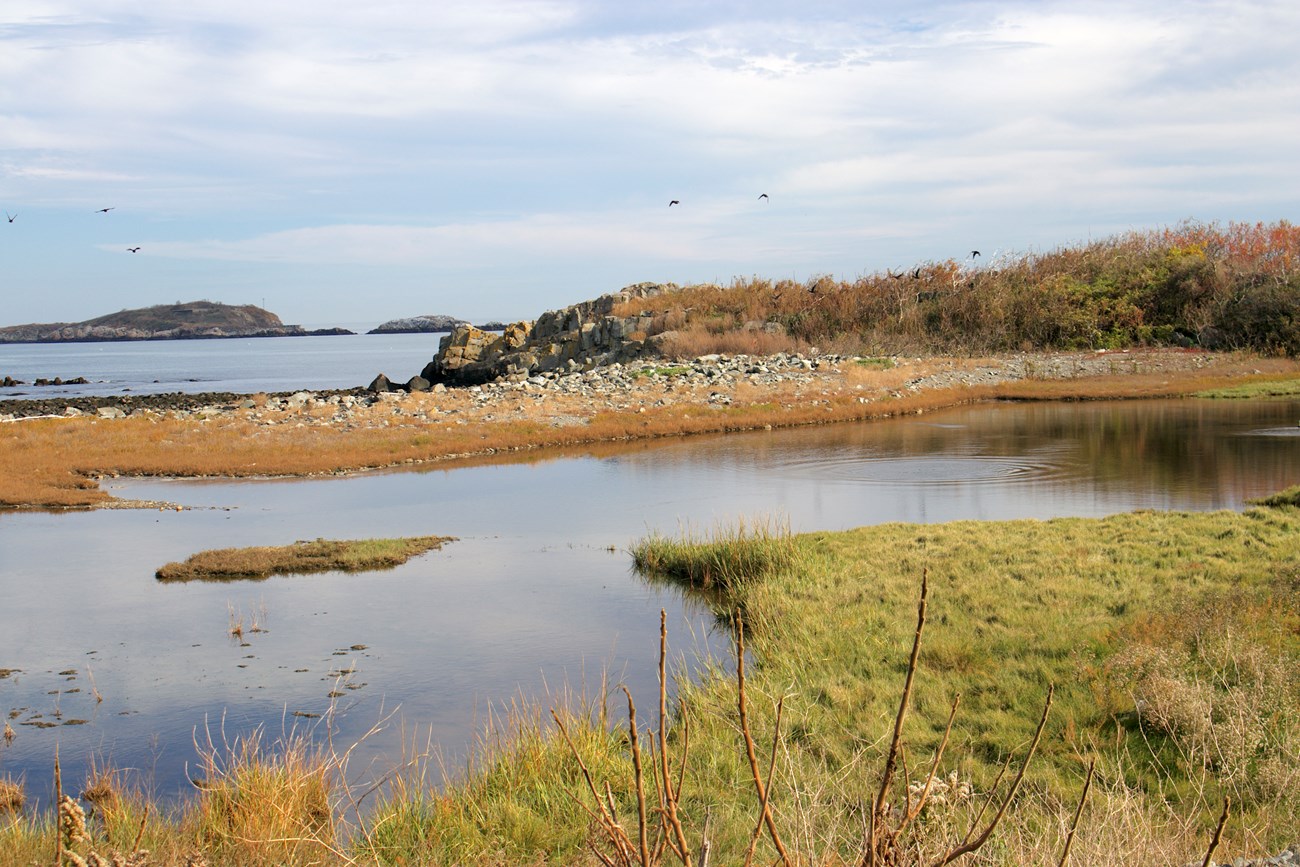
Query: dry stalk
[
  {"left": 734, "top": 615, "right": 793, "bottom": 867},
  {"left": 931, "top": 684, "right": 1055, "bottom": 867},
  {"left": 657, "top": 610, "right": 693, "bottom": 867},
  {"left": 552, "top": 709, "right": 635, "bottom": 866},
  {"left": 623, "top": 685, "right": 652, "bottom": 867},
  {"left": 54, "top": 746, "right": 63, "bottom": 867},
  {"left": 863, "top": 570, "right": 929, "bottom": 867},
  {"left": 1200, "top": 798, "right": 1230, "bottom": 867},
  {"left": 1057, "top": 758, "right": 1095, "bottom": 867}
]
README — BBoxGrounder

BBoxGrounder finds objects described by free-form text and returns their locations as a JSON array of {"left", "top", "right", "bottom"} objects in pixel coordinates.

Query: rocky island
[
  {"left": 367, "top": 314, "right": 470, "bottom": 334},
  {"left": 0, "top": 300, "right": 353, "bottom": 343}
]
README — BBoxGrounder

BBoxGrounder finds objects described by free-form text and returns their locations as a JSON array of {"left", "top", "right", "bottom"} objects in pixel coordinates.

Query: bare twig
[
  {"left": 698, "top": 806, "right": 712, "bottom": 867},
  {"left": 658, "top": 610, "right": 693, "bottom": 867},
  {"left": 131, "top": 801, "right": 151, "bottom": 855},
  {"left": 1057, "top": 757, "right": 1094, "bottom": 867},
  {"left": 931, "top": 684, "right": 1055, "bottom": 867},
  {"left": 735, "top": 615, "right": 794, "bottom": 867},
  {"left": 1200, "top": 797, "right": 1231, "bottom": 867},
  {"left": 54, "top": 746, "right": 63, "bottom": 867},
  {"left": 624, "top": 685, "right": 651, "bottom": 867},
  {"left": 899, "top": 693, "right": 962, "bottom": 836},
  {"left": 864, "top": 569, "right": 929, "bottom": 867}
]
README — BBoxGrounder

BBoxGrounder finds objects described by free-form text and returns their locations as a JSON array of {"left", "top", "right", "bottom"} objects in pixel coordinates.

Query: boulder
[{"left": 418, "top": 283, "right": 675, "bottom": 386}]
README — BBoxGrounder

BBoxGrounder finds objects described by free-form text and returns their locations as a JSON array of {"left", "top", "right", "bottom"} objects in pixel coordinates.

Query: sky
[{"left": 1, "top": 0, "right": 1297, "bottom": 329}]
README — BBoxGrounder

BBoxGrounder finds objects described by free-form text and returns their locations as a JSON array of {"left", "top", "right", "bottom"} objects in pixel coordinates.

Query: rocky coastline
[{"left": 0, "top": 347, "right": 1230, "bottom": 427}]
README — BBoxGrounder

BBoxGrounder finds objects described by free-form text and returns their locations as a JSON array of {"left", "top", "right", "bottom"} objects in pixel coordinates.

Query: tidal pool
[{"left": 1, "top": 397, "right": 1297, "bottom": 805}]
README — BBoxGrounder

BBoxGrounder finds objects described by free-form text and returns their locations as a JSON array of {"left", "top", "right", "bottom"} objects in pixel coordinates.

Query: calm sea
[{"left": 0, "top": 330, "right": 441, "bottom": 400}]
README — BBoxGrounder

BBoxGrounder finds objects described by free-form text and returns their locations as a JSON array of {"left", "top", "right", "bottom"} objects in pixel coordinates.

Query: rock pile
[{"left": 415, "top": 282, "right": 674, "bottom": 386}]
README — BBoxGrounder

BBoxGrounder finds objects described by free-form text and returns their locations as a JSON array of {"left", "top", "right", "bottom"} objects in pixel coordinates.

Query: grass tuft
[
  {"left": 1248, "top": 485, "right": 1300, "bottom": 507},
  {"left": 0, "top": 778, "right": 24, "bottom": 814},
  {"left": 190, "top": 727, "right": 337, "bottom": 866},
  {"left": 631, "top": 517, "right": 796, "bottom": 592}
]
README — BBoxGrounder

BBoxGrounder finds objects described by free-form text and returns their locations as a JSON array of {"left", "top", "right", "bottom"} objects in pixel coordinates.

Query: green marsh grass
[
  {"left": 3, "top": 502, "right": 1298, "bottom": 864},
  {"left": 630, "top": 517, "right": 795, "bottom": 594},
  {"left": 1195, "top": 378, "right": 1300, "bottom": 399}
]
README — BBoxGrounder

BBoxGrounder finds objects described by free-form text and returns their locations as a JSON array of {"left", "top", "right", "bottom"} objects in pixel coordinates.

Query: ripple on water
[
  {"left": 1239, "top": 426, "right": 1300, "bottom": 438},
  {"left": 775, "top": 454, "right": 1073, "bottom": 486}
]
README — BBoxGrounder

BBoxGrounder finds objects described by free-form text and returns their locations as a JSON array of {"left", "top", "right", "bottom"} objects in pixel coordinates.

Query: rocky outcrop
[{"left": 419, "top": 283, "right": 674, "bottom": 385}]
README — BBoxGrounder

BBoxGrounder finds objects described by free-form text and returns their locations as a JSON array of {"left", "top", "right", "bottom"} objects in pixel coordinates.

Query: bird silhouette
[
  {"left": 759, "top": 193, "right": 768, "bottom": 200},
  {"left": 127, "top": 246, "right": 141, "bottom": 253},
  {"left": 669, "top": 200, "right": 680, "bottom": 207},
  {"left": 4, "top": 212, "right": 14, "bottom": 223},
  {"left": 95, "top": 207, "right": 115, "bottom": 213},
  {"left": 911, "top": 268, "right": 922, "bottom": 279},
  {"left": 969, "top": 250, "right": 981, "bottom": 258}
]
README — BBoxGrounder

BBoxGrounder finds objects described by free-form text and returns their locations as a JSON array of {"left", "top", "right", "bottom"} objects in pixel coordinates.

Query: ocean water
[{"left": 0, "top": 331, "right": 442, "bottom": 400}]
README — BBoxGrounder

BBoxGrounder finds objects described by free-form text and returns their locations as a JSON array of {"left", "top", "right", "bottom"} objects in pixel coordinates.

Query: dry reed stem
[
  {"left": 865, "top": 570, "right": 929, "bottom": 867},
  {"left": 623, "top": 686, "right": 652, "bottom": 867},
  {"left": 734, "top": 616, "right": 793, "bottom": 867},
  {"left": 1201, "top": 798, "right": 1230, "bottom": 867},
  {"left": 899, "top": 694, "right": 961, "bottom": 836},
  {"left": 657, "top": 610, "right": 693, "bottom": 867},
  {"left": 932, "top": 684, "right": 1054, "bottom": 867},
  {"left": 54, "top": 746, "right": 62, "bottom": 867},
  {"left": 1058, "top": 758, "right": 1095, "bottom": 867}
]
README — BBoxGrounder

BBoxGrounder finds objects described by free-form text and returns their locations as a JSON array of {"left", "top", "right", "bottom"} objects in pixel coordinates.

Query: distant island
[
  {"left": 368, "top": 314, "right": 470, "bottom": 334},
  {"left": 0, "top": 301, "right": 354, "bottom": 343},
  {"left": 368, "top": 315, "right": 507, "bottom": 334}
]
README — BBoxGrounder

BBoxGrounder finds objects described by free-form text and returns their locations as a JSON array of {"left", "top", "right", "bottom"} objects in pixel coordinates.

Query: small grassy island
[{"left": 154, "top": 536, "right": 455, "bottom": 582}]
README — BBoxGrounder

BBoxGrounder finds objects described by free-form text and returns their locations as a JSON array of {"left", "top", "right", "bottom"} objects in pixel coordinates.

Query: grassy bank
[
  {"left": 154, "top": 536, "right": 454, "bottom": 582},
  {"left": 3, "top": 499, "right": 1296, "bottom": 865}
]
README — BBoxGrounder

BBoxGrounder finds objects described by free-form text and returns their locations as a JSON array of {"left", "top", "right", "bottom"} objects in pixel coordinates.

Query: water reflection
[{"left": 1, "top": 398, "right": 1297, "bottom": 805}]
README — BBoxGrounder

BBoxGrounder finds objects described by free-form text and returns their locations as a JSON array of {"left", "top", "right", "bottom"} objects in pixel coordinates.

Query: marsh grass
[
  {"left": 156, "top": 535, "right": 455, "bottom": 582},
  {"left": 190, "top": 727, "right": 339, "bottom": 866},
  {"left": 357, "top": 684, "right": 631, "bottom": 865},
  {"left": 1194, "top": 378, "right": 1300, "bottom": 399},
  {"left": 3, "top": 507, "right": 1298, "bottom": 864},
  {"left": 630, "top": 517, "right": 795, "bottom": 594},
  {"left": 0, "top": 778, "right": 23, "bottom": 814},
  {"left": 1248, "top": 485, "right": 1300, "bottom": 507}
]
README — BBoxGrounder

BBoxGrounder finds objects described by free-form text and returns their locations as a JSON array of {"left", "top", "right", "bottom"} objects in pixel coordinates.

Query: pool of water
[{"left": 1, "top": 396, "right": 1297, "bottom": 804}]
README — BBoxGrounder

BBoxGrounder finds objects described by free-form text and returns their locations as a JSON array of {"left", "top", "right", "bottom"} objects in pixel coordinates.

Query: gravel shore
[{"left": 0, "top": 348, "right": 1236, "bottom": 428}]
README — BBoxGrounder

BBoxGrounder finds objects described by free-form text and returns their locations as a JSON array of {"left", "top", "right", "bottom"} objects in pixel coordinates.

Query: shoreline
[{"left": 2, "top": 348, "right": 1298, "bottom": 510}]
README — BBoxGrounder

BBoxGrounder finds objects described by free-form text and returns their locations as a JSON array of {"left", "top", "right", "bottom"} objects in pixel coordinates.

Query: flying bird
[
  {"left": 759, "top": 193, "right": 768, "bottom": 200},
  {"left": 95, "top": 207, "right": 115, "bottom": 213},
  {"left": 4, "top": 211, "right": 15, "bottom": 223},
  {"left": 669, "top": 200, "right": 680, "bottom": 207},
  {"left": 127, "top": 246, "right": 141, "bottom": 253},
  {"left": 969, "top": 250, "right": 981, "bottom": 258},
  {"left": 911, "top": 268, "right": 922, "bottom": 279}
]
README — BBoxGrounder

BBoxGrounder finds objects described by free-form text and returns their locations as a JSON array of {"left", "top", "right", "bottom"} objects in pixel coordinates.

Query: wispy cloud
[{"left": 5, "top": 0, "right": 1300, "bottom": 323}]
